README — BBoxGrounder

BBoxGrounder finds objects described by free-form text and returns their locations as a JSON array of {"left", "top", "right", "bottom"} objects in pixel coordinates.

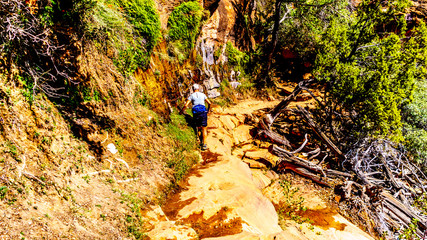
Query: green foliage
[
  {"left": 403, "top": 80, "right": 427, "bottom": 130},
  {"left": 120, "top": 192, "right": 147, "bottom": 239},
  {"left": 0, "top": 186, "right": 8, "bottom": 200},
  {"left": 86, "top": 0, "right": 161, "bottom": 74},
  {"left": 276, "top": 0, "right": 427, "bottom": 139},
  {"left": 167, "top": 1, "right": 206, "bottom": 56},
  {"left": 81, "top": 86, "right": 102, "bottom": 102},
  {"left": 399, "top": 218, "right": 420, "bottom": 240},
  {"left": 317, "top": 1, "right": 426, "bottom": 138},
  {"left": 134, "top": 85, "right": 151, "bottom": 107},
  {"left": 279, "top": 180, "right": 306, "bottom": 212},
  {"left": 278, "top": 180, "right": 309, "bottom": 224},
  {"left": 214, "top": 44, "right": 223, "bottom": 61},
  {"left": 116, "top": 0, "right": 161, "bottom": 52},
  {"left": 404, "top": 125, "right": 427, "bottom": 166},
  {"left": 165, "top": 113, "right": 197, "bottom": 152},
  {"left": 164, "top": 112, "right": 198, "bottom": 182},
  {"left": 5, "top": 140, "right": 18, "bottom": 159},
  {"left": 403, "top": 80, "right": 427, "bottom": 163},
  {"left": 225, "top": 41, "right": 249, "bottom": 72},
  {"left": 415, "top": 193, "right": 427, "bottom": 215}
]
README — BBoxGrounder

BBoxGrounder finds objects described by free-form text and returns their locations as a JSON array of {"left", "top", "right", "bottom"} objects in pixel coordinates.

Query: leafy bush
[
  {"left": 404, "top": 125, "right": 427, "bottom": 166},
  {"left": 164, "top": 113, "right": 198, "bottom": 182},
  {"left": 278, "top": 180, "right": 309, "bottom": 225},
  {"left": 0, "top": 186, "right": 8, "bottom": 200},
  {"left": 399, "top": 218, "right": 421, "bottom": 240},
  {"left": 168, "top": 1, "right": 206, "bottom": 56},
  {"left": 274, "top": 0, "right": 427, "bottom": 139},
  {"left": 403, "top": 80, "right": 427, "bottom": 164},
  {"left": 85, "top": 0, "right": 161, "bottom": 74},
  {"left": 117, "top": 0, "right": 161, "bottom": 52},
  {"left": 225, "top": 41, "right": 249, "bottom": 72},
  {"left": 403, "top": 80, "right": 427, "bottom": 130}
]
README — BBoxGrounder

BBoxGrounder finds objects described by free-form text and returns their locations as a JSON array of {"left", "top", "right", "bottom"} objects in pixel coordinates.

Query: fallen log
[
  {"left": 381, "top": 191, "right": 427, "bottom": 232},
  {"left": 295, "top": 105, "right": 344, "bottom": 160},
  {"left": 260, "top": 79, "right": 315, "bottom": 130},
  {"left": 270, "top": 144, "right": 352, "bottom": 179},
  {"left": 277, "top": 162, "right": 331, "bottom": 186},
  {"left": 258, "top": 129, "right": 291, "bottom": 148}
]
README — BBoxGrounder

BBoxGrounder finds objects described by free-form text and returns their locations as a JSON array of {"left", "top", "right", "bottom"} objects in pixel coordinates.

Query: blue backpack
[{"left": 192, "top": 104, "right": 206, "bottom": 114}]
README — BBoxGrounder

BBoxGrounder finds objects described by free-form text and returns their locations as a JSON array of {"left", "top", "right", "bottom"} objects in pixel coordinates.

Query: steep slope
[{"left": 0, "top": 0, "right": 241, "bottom": 238}]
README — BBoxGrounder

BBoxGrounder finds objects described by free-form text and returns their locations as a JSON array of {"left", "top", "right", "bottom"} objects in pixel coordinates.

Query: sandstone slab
[{"left": 146, "top": 221, "right": 198, "bottom": 240}]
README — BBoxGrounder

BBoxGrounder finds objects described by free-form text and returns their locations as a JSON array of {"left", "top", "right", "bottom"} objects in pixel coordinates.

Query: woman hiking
[{"left": 182, "top": 83, "right": 211, "bottom": 150}]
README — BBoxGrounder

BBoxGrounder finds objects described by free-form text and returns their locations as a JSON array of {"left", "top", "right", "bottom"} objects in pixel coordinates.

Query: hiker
[{"left": 182, "top": 83, "right": 211, "bottom": 150}]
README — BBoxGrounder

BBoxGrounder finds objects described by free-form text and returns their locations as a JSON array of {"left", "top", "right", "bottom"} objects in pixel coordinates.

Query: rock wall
[{"left": 197, "top": 0, "right": 237, "bottom": 98}]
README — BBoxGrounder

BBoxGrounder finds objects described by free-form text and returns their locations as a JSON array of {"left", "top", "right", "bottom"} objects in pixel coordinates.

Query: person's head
[{"left": 192, "top": 83, "right": 200, "bottom": 92}]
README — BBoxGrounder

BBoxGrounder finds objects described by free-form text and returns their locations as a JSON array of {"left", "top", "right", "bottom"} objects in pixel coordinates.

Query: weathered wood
[
  {"left": 295, "top": 105, "right": 344, "bottom": 160},
  {"left": 290, "top": 133, "right": 308, "bottom": 154},
  {"left": 271, "top": 145, "right": 352, "bottom": 178},
  {"left": 258, "top": 129, "right": 291, "bottom": 148},
  {"left": 277, "top": 162, "right": 330, "bottom": 186},
  {"left": 260, "top": 79, "right": 315, "bottom": 130},
  {"left": 381, "top": 191, "right": 427, "bottom": 228},
  {"left": 379, "top": 156, "right": 402, "bottom": 190}
]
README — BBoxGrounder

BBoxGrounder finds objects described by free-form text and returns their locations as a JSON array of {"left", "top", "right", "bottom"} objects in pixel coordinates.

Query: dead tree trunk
[
  {"left": 260, "top": 79, "right": 314, "bottom": 129},
  {"left": 295, "top": 105, "right": 344, "bottom": 160}
]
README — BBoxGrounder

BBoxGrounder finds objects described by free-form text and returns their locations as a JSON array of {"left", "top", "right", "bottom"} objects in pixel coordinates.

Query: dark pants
[{"left": 193, "top": 111, "right": 207, "bottom": 127}]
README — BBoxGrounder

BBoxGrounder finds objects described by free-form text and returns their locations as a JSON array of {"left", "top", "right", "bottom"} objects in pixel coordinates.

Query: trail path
[{"left": 146, "top": 99, "right": 375, "bottom": 240}]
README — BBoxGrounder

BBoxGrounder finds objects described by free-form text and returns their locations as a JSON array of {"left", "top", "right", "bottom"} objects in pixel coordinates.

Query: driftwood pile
[{"left": 258, "top": 80, "right": 427, "bottom": 239}]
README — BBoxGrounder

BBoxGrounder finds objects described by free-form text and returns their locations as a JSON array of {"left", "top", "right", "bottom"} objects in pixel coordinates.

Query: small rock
[
  {"left": 106, "top": 143, "right": 118, "bottom": 155},
  {"left": 229, "top": 81, "right": 241, "bottom": 89},
  {"left": 208, "top": 89, "right": 221, "bottom": 98}
]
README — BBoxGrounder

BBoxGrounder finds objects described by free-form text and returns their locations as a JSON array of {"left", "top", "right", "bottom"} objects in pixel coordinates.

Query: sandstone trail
[{"left": 144, "top": 99, "right": 375, "bottom": 240}]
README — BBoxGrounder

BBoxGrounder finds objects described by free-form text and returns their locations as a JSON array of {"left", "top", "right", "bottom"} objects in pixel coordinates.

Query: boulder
[{"left": 208, "top": 89, "right": 221, "bottom": 99}]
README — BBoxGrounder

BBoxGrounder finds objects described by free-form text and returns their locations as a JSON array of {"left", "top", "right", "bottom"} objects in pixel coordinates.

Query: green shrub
[
  {"left": 117, "top": 0, "right": 161, "bottom": 52},
  {"left": 164, "top": 112, "right": 198, "bottom": 181},
  {"left": 120, "top": 192, "right": 147, "bottom": 239},
  {"left": 399, "top": 218, "right": 420, "bottom": 240},
  {"left": 225, "top": 41, "right": 249, "bottom": 72},
  {"left": 0, "top": 186, "right": 8, "bottom": 200},
  {"left": 168, "top": 1, "right": 206, "bottom": 56},
  {"left": 278, "top": 180, "right": 309, "bottom": 225},
  {"left": 403, "top": 80, "right": 427, "bottom": 130},
  {"left": 86, "top": 0, "right": 161, "bottom": 74},
  {"left": 404, "top": 124, "right": 427, "bottom": 166},
  {"left": 267, "top": 0, "right": 427, "bottom": 139},
  {"left": 165, "top": 113, "right": 197, "bottom": 151},
  {"left": 403, "top": 80, "right": 427, "bottom": 165},
  {"left": 134, "top": 85, "right": 151, "bottom": 107}
]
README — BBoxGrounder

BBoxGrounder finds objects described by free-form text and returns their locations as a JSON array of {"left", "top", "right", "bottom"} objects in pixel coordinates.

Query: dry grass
[{"left": 0, "top": 38, "right": 199, "bottom": 238}]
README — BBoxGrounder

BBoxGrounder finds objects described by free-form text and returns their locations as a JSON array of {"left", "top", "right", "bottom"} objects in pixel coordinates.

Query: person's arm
[
  {"left": 181, "top": 99, "right": 191, "bottom": 114},
  {"left": 205, "top": 98, "right": 212, "bottom": 112}
]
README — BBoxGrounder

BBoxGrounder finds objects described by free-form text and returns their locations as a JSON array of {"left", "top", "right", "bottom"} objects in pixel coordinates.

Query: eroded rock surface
[{"left": 146, "top": 99, "right": 376, "bottom": 240}]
